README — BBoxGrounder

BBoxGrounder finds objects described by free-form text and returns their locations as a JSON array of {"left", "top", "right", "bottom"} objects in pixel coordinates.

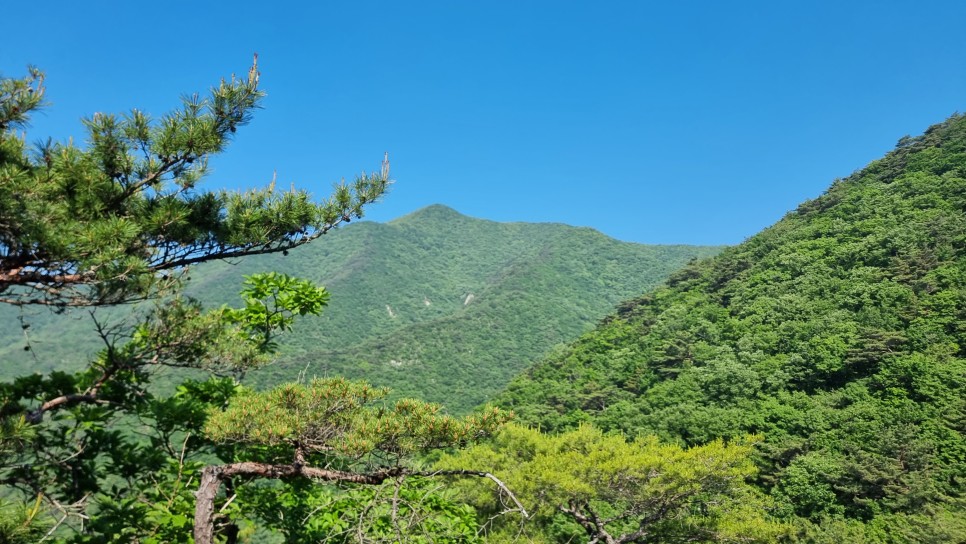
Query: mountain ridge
[
  {"left": 0, "top": 204, "right": 722, "bottom": 413},
  {"left": 496, "top": 114, "right": 966, "bottom": 540}
]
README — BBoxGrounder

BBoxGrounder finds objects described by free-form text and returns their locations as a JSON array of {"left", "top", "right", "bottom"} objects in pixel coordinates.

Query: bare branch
[
  {"left": 413, "top": 469, "right": 529, "bottom": 519},
  {"left": 25, "top": 394, "right": 109, "bottom": 424}
]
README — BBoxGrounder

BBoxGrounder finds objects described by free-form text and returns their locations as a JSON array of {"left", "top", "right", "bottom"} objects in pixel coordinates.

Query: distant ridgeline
[
  {"left": 0, "top": 204, "right": 719, "bottom": 413},
  {"left": 497, "top": 115, "right": 966, "bottom": 540}
]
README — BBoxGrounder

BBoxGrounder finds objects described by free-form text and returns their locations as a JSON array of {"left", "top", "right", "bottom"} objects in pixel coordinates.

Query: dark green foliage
[
  {"left": 497, "top": 114, "right": 966, "bottom": 540},
  {"left": 0, "top": 375, "right": 240, "bottom": 542},
  {"left": 0, "top": 61, "right": 387, "bottom": 307}
]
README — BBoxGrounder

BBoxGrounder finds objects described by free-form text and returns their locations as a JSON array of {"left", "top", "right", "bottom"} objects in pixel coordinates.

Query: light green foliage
[
  {"left": 206, "top": 378, "right": 387, "bottom": 448},
  {"left": 0, "top": 496, "right": 50, "bottom": 544},
  {"left": 196, "top": 379, "right": 509, "bottom": 542},
  {"left": 440, "top": 424, "right": 785, "bottom": 543},
  {"left": 103, "top": 272, "right": 328, "bottom": 377},
  {"left": 498, "top": 114, "right": 966, "bottom": 540},
  {"left": 243, "top": 478, "right": 482, "bottom": 543},
  {"left": 0, "top": 412, "right": 47, "bottom": 543},
  {"left": 223, "top": 272, "right": 330, "bottom": 351},
  {"left": 206, "top": 377, "right": 510, "bottom": 458},
  {"left": 0, "top": 413, "right": 33, "bottom": 451}
]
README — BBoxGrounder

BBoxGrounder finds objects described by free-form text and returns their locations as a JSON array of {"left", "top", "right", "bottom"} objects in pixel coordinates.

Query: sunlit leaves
[
  {"left": 222, "top": 272, "right": 329, "bottom": 351},
  {"left": 441, "top": 424, "right": 785, "bottom": 543},
  {"left": 204, "top": 377, "right": 510, "bottom": 459},
  {"left": 0, "top": 496, "right": 49, "bottom": 544}
]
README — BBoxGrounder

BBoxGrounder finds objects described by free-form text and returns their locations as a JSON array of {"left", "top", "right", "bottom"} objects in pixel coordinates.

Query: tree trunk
[
  {"left": 192, "top": 462, "right": 401, "bottom": 544},
  {"left": 194, "top": 466, "right": 223, "bottom": 544}
]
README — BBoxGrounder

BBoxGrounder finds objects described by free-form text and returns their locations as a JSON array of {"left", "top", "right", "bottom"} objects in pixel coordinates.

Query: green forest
[
  {"left": 497, "top": 114, "right": 966, "bottom": 540},
  {"left": 0, "top": 203, "right": 718, "bottom": 414},
  {"left": 1, "top": 61, "right": 964, "bottom": 543}
]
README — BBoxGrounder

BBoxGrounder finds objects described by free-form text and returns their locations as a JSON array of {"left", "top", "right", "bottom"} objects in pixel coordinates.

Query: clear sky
[{"left": 3, "top": 1, "right": 964, "bottom": 245}]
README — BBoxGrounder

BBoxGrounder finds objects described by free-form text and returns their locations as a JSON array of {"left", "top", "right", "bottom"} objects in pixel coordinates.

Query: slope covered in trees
[
  {"left": 1, "top": 61, "right": 492, "bottom": 543},
  {"left": 496, "top": 114, "right": 966, "bottom": 541},
  {"left": 1, "top": 205, "right": 720, "bottom": 413},
  {"left": 0, "top": 63, "right": 741, "bottom": 543}
]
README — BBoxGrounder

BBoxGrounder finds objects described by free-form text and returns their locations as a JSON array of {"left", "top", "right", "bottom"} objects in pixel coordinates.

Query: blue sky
[{"left": 3, "top": 1, "right": 964, "bottom": 245}]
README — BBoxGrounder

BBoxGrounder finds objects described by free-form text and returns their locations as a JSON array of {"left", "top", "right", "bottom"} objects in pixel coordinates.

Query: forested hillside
[
  {"left": 0, "top": 204, "right": 719, "bottom": 412},
  {"left": 497, "top": 115, "right": 966, "bottom": 541}
]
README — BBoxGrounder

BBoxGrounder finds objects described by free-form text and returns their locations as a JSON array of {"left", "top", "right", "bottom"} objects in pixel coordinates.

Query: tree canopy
[
  {"left": 440, "top": 424, "right": 785, "bottom": 543},
  {"left": 496, "top": 114, "right": 966, "bottom": 542}
]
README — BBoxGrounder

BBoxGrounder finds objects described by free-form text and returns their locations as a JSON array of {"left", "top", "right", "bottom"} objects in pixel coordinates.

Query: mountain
[
  {"left": 0, "top": 205, "right": 720, "bottom": 413},
  {"left": 496, "top": 116, "right": 966, "bottom": 540}
]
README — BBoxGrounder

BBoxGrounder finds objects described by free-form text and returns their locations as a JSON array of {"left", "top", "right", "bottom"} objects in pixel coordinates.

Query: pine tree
[
  {"left": 0, "top": 60, "right": 511, "bottom": 542},
  {"left": 0, "top": 55, "right": 387, "bottom": 308},
  {"left": 441, "top": 424, "right": 787, "bottom": 543}
]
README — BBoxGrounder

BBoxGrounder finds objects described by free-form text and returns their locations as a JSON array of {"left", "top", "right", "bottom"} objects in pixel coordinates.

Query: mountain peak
[{"left": 391, "top": 204, "right": 465, "bottom": 224}]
